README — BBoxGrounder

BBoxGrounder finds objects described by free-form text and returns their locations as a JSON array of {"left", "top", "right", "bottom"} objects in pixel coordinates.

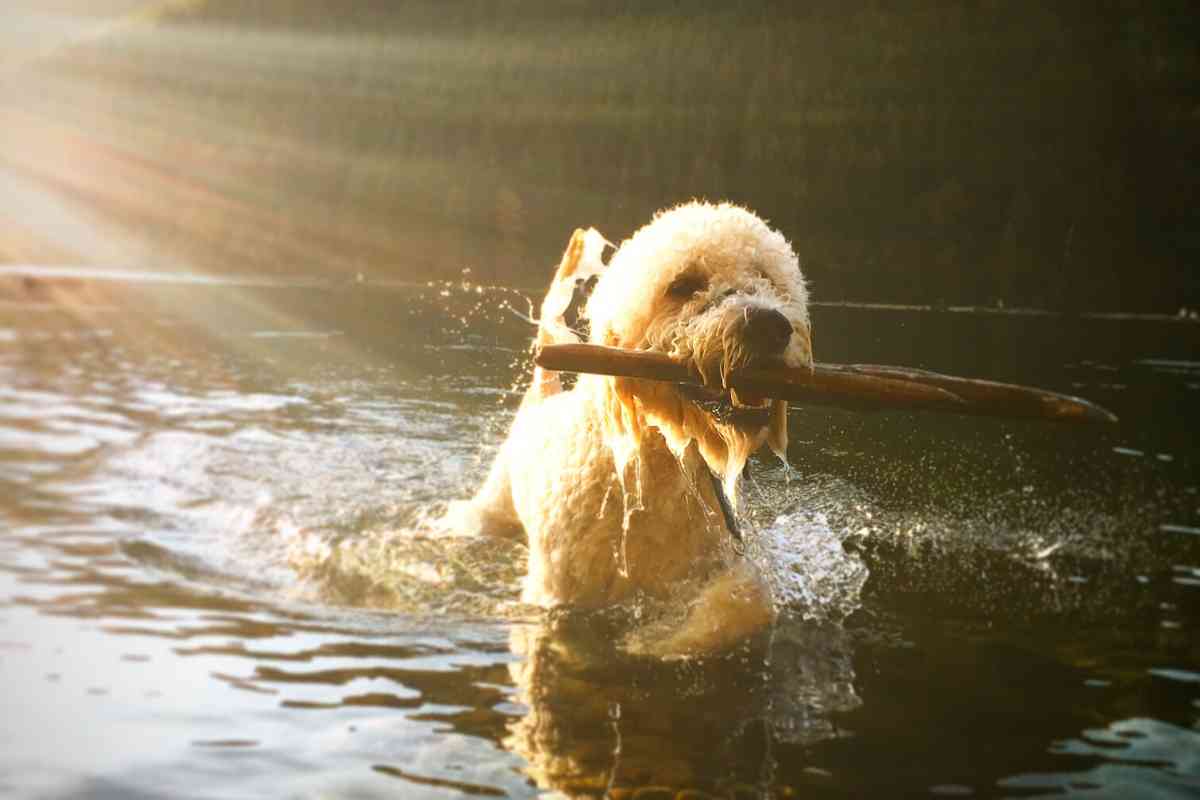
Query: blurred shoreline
[{"left": 3, "top": 1, "right": 1197, "bottom": 312}]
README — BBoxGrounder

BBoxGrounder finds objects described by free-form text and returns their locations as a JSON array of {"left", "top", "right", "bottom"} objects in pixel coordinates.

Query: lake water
[{"left": 0, "top": 271, "right": 1197, "bottom": 798}]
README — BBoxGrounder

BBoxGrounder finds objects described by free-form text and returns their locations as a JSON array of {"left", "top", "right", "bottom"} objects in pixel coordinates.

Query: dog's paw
[{"left": 437, "top": 499, "right": 524, "bottom": 540}]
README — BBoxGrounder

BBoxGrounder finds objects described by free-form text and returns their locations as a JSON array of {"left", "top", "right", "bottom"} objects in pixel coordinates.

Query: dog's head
[{"left": 584, "top": 201, "right": 812, "bottom": 497}]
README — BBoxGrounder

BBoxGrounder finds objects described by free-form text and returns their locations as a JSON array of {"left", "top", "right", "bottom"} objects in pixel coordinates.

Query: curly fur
[{"left": 448, "top": 201, "right": 812, "bottom": 655}]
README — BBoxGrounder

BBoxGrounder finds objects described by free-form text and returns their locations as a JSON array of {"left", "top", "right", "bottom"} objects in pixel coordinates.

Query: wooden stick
[
  {"left": 831, "top": 363, "right": 1118, "bottom": 423},
  {"left": 535, "top": 344, "right": 961, "bottom": 410},
  {"left": 534, "top": 343, "right": 1118, "bottom": 424}
]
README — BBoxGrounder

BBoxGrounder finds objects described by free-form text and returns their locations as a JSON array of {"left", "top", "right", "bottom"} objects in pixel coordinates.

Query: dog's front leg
[{"left": 442, "top": 435, "right": 525, "bottom": 540}]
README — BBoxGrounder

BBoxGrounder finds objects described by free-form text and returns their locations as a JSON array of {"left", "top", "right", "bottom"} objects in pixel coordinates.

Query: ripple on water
[
  {"left": 1148, "top": 668, "right": 1200, "bottom": 685},
  {"left": 999, "top": 718, "right": 1200, "bottom": 797},
  {"left": 2, "top": 281, "right": 1199, "bottom": 798}
]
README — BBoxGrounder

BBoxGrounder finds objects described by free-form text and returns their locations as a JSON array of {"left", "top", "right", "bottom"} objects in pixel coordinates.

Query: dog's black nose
[{"left": 744, "top": 307, "right": 793, "bottom": 355}]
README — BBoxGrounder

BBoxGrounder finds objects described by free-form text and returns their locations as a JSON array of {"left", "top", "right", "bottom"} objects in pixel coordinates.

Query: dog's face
[{"left": 584, "top": 202, "right": 812, "bottom": 492}]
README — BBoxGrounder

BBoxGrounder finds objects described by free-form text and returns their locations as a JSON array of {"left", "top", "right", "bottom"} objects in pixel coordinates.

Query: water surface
[{"left": 1, "top": 272, "right": 1197, "bottom": 798}]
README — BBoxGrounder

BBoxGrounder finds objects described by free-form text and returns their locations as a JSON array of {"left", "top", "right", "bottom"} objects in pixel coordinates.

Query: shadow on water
[{"left": 0, "top": 273, "right": 1198, "bottom": 797}]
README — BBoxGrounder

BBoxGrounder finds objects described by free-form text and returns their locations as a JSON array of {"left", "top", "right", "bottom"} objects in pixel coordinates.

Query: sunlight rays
[
  {"left": 0, "top": 3, "right": 449, "bottom": 364},
  {"left": 1, "top": 5, "right": 500, "bottom": 286}
]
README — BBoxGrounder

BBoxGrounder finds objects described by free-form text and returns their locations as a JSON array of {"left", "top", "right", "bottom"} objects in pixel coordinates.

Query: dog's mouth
[{"left": 677, "top": 382, "right": 773, "bottom": 427}]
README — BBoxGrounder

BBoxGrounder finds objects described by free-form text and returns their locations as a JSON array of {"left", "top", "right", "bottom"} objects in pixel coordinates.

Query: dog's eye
[{"left": 665, "top": 273, "right": 707, "bottom": 299}]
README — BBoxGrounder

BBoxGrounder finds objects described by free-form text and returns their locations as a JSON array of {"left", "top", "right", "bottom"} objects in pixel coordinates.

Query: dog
[{"left": 451, "top": 201, "right": 813, "bottom": 655}]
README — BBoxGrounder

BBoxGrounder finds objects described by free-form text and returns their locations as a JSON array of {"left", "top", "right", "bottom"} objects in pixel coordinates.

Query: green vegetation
[{"left": 5, "top": 0, "right": 1196, "bottom": 309}]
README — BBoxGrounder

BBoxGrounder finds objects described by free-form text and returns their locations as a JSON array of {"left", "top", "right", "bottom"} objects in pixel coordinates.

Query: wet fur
[{"left": 451, "top": 201, "right": 812, "bottom": 655}]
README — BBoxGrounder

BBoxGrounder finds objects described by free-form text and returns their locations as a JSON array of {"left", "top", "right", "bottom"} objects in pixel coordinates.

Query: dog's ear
[
  {"left": 537, "top": 228, "right": 607, "bottom": 347},
  {"left": 767, "top": 399, "right": 788, "bottom": 464}
]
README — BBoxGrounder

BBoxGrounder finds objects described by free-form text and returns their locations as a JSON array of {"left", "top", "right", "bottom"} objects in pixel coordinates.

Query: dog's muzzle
[{"left": 677, "top": 307, "right": 799, "bottom": 427}]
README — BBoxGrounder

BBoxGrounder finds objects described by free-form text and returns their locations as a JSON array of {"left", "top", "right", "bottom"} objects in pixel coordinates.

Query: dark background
[{"left": 2, "top": 0, "right": 1197, "bottom": 311}]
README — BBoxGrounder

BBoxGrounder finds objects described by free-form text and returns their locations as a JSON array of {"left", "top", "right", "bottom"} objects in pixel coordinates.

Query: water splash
[
  {"left": 284, "top": 519, "right": 533, "bottom": 619},
  {"left": 734, "top": 463, "right": 871, "bottom": 622},
  {"left": 753, "top": 511, "right": 869, "bottom": 623}
]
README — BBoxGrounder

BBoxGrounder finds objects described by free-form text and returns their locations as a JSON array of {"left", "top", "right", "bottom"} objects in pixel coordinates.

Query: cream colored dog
[{"left": 455, "top": 201, "right": 813, "bottom": 655}]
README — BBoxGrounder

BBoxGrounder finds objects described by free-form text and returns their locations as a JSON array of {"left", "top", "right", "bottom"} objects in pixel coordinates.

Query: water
[{"left": 1, "top": 271, "right": 1198, "bottom": 798}]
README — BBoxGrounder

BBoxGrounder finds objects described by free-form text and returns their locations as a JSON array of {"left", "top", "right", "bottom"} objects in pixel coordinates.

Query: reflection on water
[{"left": 0, "top": 273, "right": 1198, "bottom": 797}]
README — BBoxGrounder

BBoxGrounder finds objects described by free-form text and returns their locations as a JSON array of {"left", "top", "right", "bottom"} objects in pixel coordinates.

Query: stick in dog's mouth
[{"left": 534, "top": 343, "right": 1119, "bottom": 425}]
